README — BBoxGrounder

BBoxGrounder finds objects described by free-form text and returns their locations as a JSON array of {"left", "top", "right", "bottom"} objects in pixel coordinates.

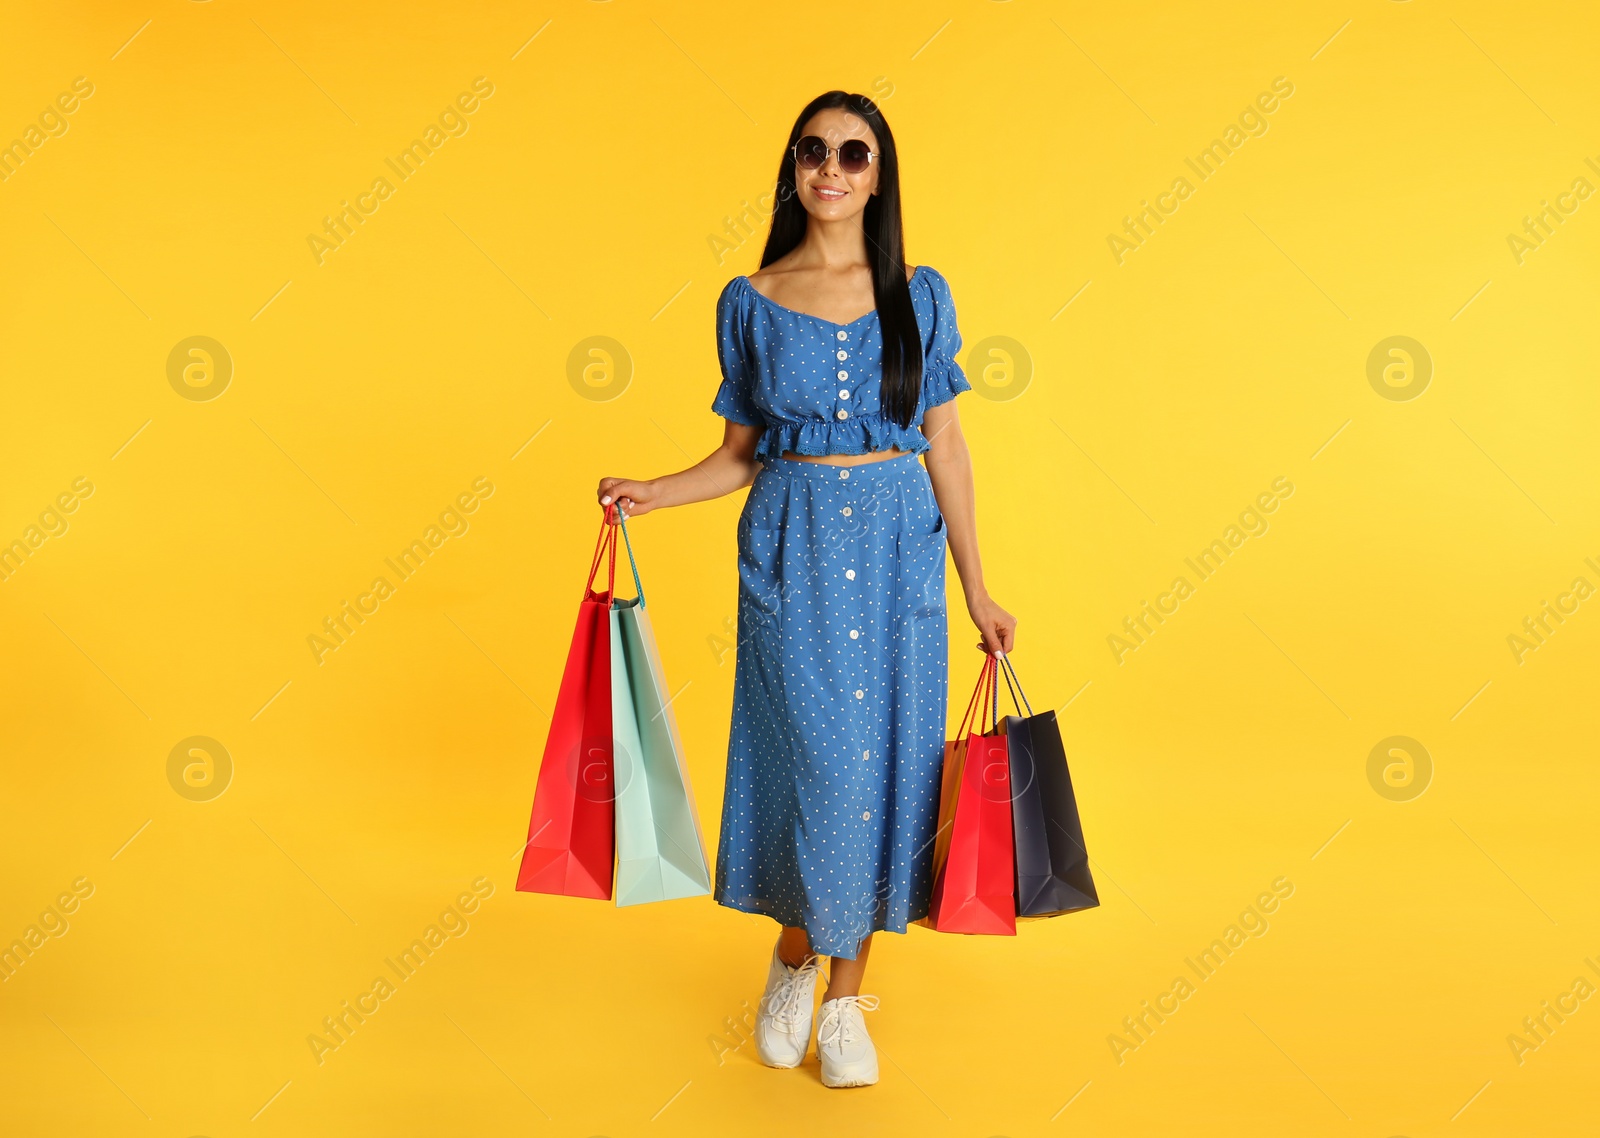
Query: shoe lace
[
  {"left": 763, "top": 955, "right": 821, "bottom": 1030},
  {"left": 817, "top": 994, "right": 881, "bottom": 1048}
]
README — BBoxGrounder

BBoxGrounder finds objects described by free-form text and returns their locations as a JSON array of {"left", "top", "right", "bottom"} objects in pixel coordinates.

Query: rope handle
[
  {"left": 955, "top": 656, "right": 989, "bottom": 741},
  {"left": 615, "top": 507, "right": 646, "bottom": 605},
  {"left": 956, "top": 655, "right": 1002, "bottom": 740},
  {"left": 996, "top": 652, "right": 1034, "bottom": 717},
  {"left": 584, "top": 507, "right": 621, "bottom": 598}
]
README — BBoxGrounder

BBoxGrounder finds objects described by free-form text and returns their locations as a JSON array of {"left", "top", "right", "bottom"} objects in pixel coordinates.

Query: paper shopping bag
[
  {"left": 516, "top": 513, "right": 620, "bottom": 900},
  {"left": 997, "top": 655, "right": 1099, "bottom": 918},
  {"left": 609, "top": 512, "right": 713, "bottom": 905},
  {"left": 918, "top": 656, "right": 1017, "bottom": 936}
]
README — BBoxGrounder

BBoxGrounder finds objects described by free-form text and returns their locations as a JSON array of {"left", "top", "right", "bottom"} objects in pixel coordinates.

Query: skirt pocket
[
  {"left": 897, "top": 511, "right": 948, "bottom": 621},
  {"left": 737, "top": 471, "right": 788, "bottom": 647}
]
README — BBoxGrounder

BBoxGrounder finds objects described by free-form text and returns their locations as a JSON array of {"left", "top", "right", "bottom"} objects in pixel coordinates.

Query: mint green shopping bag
[{"left": 609, "top": 512, "right": 713, "bottom": 906}]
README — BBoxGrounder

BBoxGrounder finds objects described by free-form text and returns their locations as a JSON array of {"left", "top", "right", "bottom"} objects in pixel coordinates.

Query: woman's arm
[
  {"left": 922, "top": 400, "right": 1017, "bottom": 654},
  {"left": 597, "top": 420, "right": 763, "bottom": 520}
]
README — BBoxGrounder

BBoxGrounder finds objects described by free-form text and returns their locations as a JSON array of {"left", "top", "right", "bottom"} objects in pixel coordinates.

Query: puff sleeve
[
  {"left": 710, "top": 277, "right": 765, "bottom": 427},
  {"left": 919, "top": 267, "right": 972, "bottom": 410}
]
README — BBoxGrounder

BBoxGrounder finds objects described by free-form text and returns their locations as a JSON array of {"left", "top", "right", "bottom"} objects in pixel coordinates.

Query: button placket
[
  {"left": 835, "top": 469, "right": 867, "bottom": 723},
  {"left": 826, "top": 326, "right": 856, "bottom": 422}
]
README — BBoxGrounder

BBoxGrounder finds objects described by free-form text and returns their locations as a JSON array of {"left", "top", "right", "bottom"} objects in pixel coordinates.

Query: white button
[
  {"left": 836, "top": 409, "right": 849, "bottom": 420},
  {"left": 837, "top": 370, "right": 849, "bottom": 381},
  {"left": 836, "top": 350, "right": 848, "bottom": 361},
  {"left": 839, "top": 388, "right": 850, "bottom": 399},
  {"left": 862, "top": 810, "right": 871, "bottom": 820},
  {"left": 862, "top": 750, "right": 870, "bottom": 761},
  {"left": 841, "top": 506, "right": 852, "bottom": 516},
  {"left": 836, "top": 330, "right": 848, "bottom": 341},
  {"left": 854, "top": 689, "right": 864, "bottom": 699},
  {"left": 845, "top": 569, "right": 856, "bottom": 580},
  {"left": 849, "top": 629, "right": 860, "bottom": 639},
  {"left": 838, "top": 469, "right": 849, "bottom": 480}
]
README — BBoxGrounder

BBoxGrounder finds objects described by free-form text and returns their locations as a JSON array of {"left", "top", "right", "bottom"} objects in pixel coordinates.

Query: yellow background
[{"left": 3, "top": 2, "right": 1598, "bottom": 1135}]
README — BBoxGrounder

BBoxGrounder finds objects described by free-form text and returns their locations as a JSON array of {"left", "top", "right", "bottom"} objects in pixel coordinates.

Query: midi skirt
[{"left": 713, "top": 452, "right": 950, "bottom": 960}]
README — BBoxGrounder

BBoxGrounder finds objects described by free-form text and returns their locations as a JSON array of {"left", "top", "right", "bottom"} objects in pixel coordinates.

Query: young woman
[{"left": 596, "top": 90, "right": 1015, "bottom": 1088}]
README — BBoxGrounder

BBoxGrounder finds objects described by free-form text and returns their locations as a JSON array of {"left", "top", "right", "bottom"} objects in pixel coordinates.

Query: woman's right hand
[{"left": 597, "top": 477, "right": 660, "bottom": 521}]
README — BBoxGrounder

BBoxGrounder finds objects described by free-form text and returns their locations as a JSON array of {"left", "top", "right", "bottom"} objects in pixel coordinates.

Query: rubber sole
[{"left": 821, "top": 1064, "right": 879, "bottom": 1087}]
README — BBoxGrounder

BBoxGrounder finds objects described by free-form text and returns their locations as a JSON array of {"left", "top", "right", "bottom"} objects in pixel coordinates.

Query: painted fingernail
[{"left": 601, "top": 496, "right": 611, "bottom": 504}]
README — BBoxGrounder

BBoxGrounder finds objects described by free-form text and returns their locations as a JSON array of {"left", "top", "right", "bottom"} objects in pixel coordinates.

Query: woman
[{"left": 597, "top": 90, "right": 1015, "bottom": 1088}]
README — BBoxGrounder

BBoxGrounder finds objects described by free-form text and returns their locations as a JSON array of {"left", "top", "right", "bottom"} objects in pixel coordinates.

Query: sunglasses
[{"left": 792, "top": 135, "right": 879, "bottom": 174}]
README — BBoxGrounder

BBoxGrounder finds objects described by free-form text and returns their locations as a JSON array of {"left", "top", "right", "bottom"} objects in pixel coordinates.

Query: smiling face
[{"left": 792, "top": 108, "right": 881, "bottom": 222}]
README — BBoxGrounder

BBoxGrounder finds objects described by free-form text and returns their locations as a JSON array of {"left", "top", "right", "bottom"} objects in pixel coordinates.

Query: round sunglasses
[{"left": 792, "top": 135, "right": 879, "bottom": 174}]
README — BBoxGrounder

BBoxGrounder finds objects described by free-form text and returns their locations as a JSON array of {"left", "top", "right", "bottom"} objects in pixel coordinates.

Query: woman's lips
[{"left": 813, "top": 185, "right": 847, "bottom": 201}]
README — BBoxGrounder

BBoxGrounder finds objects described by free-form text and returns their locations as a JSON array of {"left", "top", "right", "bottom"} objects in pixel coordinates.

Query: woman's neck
[{"left": 788, "top": 219, "right": 871, "bottom": 271}]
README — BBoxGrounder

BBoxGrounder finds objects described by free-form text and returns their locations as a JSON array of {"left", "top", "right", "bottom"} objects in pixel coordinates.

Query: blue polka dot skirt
[{"left": 713, "top": 452, "right": 950, "bottom": 960}]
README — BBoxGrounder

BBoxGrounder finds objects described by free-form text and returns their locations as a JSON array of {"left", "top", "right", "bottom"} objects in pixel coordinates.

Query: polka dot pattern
[
  {"left": 709, "top": 265, "right": 973, "bottom": 459},
  {"left": 712, "top": 453, "right": 953, "bottom": 962}
]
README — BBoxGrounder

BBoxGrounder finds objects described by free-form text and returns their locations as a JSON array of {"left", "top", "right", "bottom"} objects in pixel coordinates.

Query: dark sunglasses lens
[
  {"left": 839, "top": 140, "right": 871, "bottom": 172},
  {"left": 795, "top": 136, "right": 828, "bottom": 169}
]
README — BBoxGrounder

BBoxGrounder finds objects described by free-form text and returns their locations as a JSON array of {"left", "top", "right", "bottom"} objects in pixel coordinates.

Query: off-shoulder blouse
[{"left": 710, "top": 265, "right": 972, "bottom": 458}]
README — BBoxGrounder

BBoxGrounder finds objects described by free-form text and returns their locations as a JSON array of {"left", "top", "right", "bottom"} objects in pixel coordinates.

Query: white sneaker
[
  {"left": 754, "top": 938, "right": 821, "bottom": 1068},
  {"left": 816, "top": 993, "right": 881, "bottom": 1087}
]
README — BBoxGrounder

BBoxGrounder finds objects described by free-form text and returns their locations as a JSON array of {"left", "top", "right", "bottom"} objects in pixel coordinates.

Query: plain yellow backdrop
[{"left": 2, "top": 2, "right": 1598, "bottom": 1136}]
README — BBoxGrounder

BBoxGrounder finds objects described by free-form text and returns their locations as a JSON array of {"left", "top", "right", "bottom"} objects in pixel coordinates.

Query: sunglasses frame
[{"left": 791, "top": 135, "right": 880, "bottom": 174}]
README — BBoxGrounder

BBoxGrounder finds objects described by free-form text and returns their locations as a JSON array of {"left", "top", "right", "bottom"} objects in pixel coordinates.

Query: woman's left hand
[{"left": 967, "top": 593, "right": 1017, "bottom": 655}]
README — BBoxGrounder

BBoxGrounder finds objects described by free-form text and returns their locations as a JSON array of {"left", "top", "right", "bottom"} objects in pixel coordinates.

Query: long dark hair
[{"left": 759, "top": 91, "right": 922, "bottom": 429}]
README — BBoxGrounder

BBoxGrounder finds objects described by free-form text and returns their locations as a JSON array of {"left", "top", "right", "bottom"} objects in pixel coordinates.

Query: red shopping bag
[
  {"left": 920, "top": 656, "right": 1017, "bottom": 935},
  {"left": 516, "top": 511, "right": 620, "bottom": 899}
]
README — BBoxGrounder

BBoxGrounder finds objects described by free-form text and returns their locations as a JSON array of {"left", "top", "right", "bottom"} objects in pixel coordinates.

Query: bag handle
[
  {"left": 584, "top": 507, "right": 620, "bottom": 598},
  {"left": 615, "top": 507, "right": 646, "bottom": 604},
  {"left": 996, "top": 652, "right": 1034, "bottom": 717},
  {"left": 988, "top": 654, "right": 1000, "bottom": 733},
  {"left": 956, "top": 655, "right": 1001, "bottom": 739},
  {"left": 955, "top": 657, "right": 989, "bottom": 741}
]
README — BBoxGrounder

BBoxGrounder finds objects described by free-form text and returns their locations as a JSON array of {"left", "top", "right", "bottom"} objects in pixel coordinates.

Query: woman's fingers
[{"left": 598, "top": 478, "right": 634, "bottom": 509}]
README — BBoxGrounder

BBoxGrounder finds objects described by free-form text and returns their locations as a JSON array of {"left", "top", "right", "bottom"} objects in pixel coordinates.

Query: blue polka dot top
[{"left": 710, "top": 265, "right": 972, "bottom": 459}]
